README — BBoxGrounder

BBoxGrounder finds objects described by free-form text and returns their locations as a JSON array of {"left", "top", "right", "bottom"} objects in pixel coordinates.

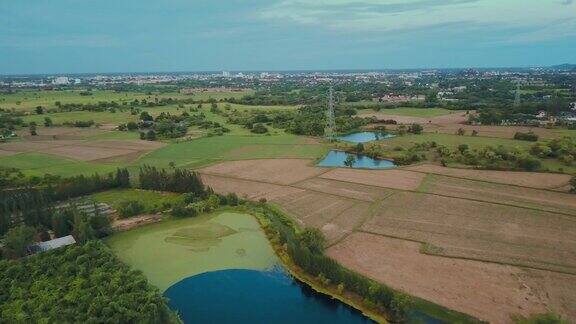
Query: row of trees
[
  {"left": 256, "top": 204, "right": 412, "bottom": 322},
  {"left": 0, "top": 168, "right": 130, "bottom": 236}
]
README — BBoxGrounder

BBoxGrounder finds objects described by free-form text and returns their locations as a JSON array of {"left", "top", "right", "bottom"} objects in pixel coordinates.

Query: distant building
[
  {"left": 373, "top": 93, "right": 425, "bottom": 102},
  {"left": 222, "top": 71, "right": 230, "bottom": 77},
  {"left": 52, "top": 76, "right": 69, "bottom": 85},
  {"left": 28, "top": 235, "right": 76, "bottom": 254}
]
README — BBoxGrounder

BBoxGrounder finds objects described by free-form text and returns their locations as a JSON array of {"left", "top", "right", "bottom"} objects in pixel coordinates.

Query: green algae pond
[{"left": 106, "top": 211, "right": 277, "bottom": 291}]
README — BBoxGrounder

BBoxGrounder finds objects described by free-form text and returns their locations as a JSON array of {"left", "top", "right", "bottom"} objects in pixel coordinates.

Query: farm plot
[
  {"left": 320, "top": 203, "right": 372, "bottom": 244},
  {"left": 15, "top": 127, "right": 109, "bottom": 140},
  {"left": 293, "top": 177, "right": 393, "bottom": 202},
  {"left": 420, "top": 174, "right": 576, "bottom": 215},
  {"left": 200, "top": 174, "right": 303, "bottom": 201},
  {"left": 273, "top": 190, "right": 358, "bottom": 229},
  {"left": 362, "top": 192, "right": 576, "bottom": 274},
  {"left": 319, "top": 168, "right": 425, "bottom": 191},
  {"left": 327, "top": 232, "right": 576, "bottom": 323},
  {"left": 199, "top": 159, "right": 326, "bottom": 185},
  {"left": 406, "top": 164, "right": 572, "bottom": 190}
]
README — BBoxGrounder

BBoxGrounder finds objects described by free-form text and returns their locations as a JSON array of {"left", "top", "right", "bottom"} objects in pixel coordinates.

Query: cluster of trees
[
  {"left": 529, "top": 137, "right": 575, "bottom": 166},
  {"left": 0, "top": 241, "right": 176, "bottom": 323},
  {"left": 172, "top": 192, "right": 240, "bottom": 218},
  {"left": 62, "top": 120, "right": 95, "bottom": 128},
  {"left": 138, "top": 165, "right": 205, "bottom": 195},
  {"left": 0, "top": 168, "right": 130, "bottom": 237},
  {"left": 514, "top": 131, "right": 539, "bottom": 142},
  {"left": 256, "top": 205, "right": 412, "bottom": 322}
]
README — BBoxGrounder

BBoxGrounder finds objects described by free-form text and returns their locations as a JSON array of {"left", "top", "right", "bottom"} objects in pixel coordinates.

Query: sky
[{"left": 1, "top": 0, "right": 575, "bottom": 74}]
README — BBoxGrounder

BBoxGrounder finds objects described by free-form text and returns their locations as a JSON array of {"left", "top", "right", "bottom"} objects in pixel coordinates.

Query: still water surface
[
  {"left": 317, "top": 150, "right": 396, "bottom": 169},
  {"left": 165, "top": 269, "right": 374, "bottom": 324}
]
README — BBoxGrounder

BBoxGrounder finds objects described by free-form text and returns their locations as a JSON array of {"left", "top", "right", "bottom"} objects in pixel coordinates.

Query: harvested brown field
[
  {"left": 328, "top": 232, "right": 576, "bottom": 323},
  {"left": 82, "top": 139, "right": 166, "bottom": 151},
  {"left": 0, "top": 140, "right": 74, "bottom": 152},
  {"left": 15, "top": 127, "right": 108, "bottom": 139},
  {"left": 319, "top": 168, "right": 425, "bottom": 191},
  {"left": 406, "top": 164, "right": 572, "bottom": 190},
  {"left": 38, "top": 145, "right": 132, "bottom": 161},
  {"left": 294, "top": 177, "right": 393, "bottom": 202},
  {"left": 200, "top": 159, "right": 326, "bottom": 185},
  {"left": 0, "top": 138, "right": 165, "bottom": 162},
  {"left": 273, "top": 190, "right": 358, "bottom": 228},
  {"left": 200, "top": 174, "right": 303, "bottom": 201},
  {"left": 358, "top": 111, "right": 468, "bottom": 125},
  {"left": 362, "top": 192, "right": 576, "bottom": 274},
  {"left": 0, "top": 149, "right": 18, "bottom": 157},
  {"left": 420, "top": 174, "right": 576, "bottom": 215},
  {"left": 320, "top": 203, "right": 372, "bottom": 244}
]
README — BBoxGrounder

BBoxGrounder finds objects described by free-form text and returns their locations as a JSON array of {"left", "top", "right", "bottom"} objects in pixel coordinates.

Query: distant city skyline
[{"left": 1, "top": 0, "right": 575, "bottom": 74}]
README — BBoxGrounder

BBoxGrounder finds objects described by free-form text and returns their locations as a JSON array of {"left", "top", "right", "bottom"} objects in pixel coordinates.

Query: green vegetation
[
  {"left": 106, "top": 211, "right": 277, "bottom": 291},
  {"left": 512, "top": 312, "right": 568, "bottom": 324},
  {"left": 357, "top": 107, "right": 460, "bottom": 117},
  {"left": 0, "top": 241, "right": 177, "bottom": 323},
  {"left": 91, "top": 189, "right": 182, "bottom": 214}
]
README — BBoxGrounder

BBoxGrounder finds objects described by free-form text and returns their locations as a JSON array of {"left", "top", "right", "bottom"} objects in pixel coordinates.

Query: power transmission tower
[
  {"left": 514, "top": 81, "right": 521, "bottom": 108},
  {"left": 326, "top": 85, "right": 335, "bottom": 140}
]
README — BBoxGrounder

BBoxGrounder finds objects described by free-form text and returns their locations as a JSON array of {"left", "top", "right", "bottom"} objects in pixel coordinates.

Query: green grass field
[
  {"left": 0, "top": 152, "right": 119, "bottom": 177},
  {"left": 137, "top": 133, "right": 328, "bottom": 169},
  {"left": 383, "top": 133, "right": 535, "bottom": 151},
  {"left": 0, "top": 89, "right": 253, "bottom": 111},
  {"left": 357, "top": 107, "right": 462, "bottom": 117},
  {"left": 106, "top": 211, "right": 277, "bottom": 291},
  {"left": 91, "top": 189, "right": 183, "bottom": 212}
]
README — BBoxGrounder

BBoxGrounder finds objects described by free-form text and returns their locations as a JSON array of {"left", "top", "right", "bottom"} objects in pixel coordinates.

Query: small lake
[
  {"left": 318, "top": 150, "right": 396, "bottom": 169},
  {"left": 165, "top": 269, "right": 374, "bottom": 324},
  {"left": 336, "top": 132, "right": 395, "bottom": 143}
]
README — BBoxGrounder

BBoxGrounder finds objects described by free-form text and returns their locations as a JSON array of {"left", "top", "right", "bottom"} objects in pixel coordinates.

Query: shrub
[
  {"left": 117, "top": 200, "right": 145, "bottom": 218},
  {"left": 517, "top": 156, "right": 542, "bottom": 171},
  {"left": 514, "top": 131, "right": 539, "bottom": 142},
  {"left": 251, "top": 123, "right": 268, "bottom": 134},
  {"left": 171, "top": 202, "right": 197, "bottom": 217}
]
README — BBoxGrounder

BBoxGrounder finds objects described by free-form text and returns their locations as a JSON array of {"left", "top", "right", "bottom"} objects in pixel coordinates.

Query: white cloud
[{"left": 258, "top": 0, "right": 576, "bottom": 40}]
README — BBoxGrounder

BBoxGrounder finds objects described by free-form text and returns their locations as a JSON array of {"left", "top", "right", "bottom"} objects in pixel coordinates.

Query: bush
[
  {"left": 171, "top": 202, "right": 197, "bottom": 217},
  {"left": 117, "top": 200, "right": 145, "bottom": 218},
  {"left": 514, "top": 131, "right": 539, "bottom": 142},
  {"left": 251, "top": 123, "right": 268, "bottom": 134},
  {"left": 517, "top": 156, "right": 542, "bottom": 171},
  {"left": 407, "top": 123, "right": 423, "bottom": 134}
]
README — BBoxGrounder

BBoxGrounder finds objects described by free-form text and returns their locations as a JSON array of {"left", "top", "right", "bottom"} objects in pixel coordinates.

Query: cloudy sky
[{"left": 1, "top": 0, "right": 575, "bottom": 74}]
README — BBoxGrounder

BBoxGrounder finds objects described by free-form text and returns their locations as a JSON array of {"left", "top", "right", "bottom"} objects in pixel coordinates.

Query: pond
[
  {"left": 165, "top": 269, "right": 374, "bottom": 324},
  {"left": 317, "top": 150, "right": 396, "bottom": 169},
  {"left": 336, "top": 132, "right": 395, "bottom": 143}
]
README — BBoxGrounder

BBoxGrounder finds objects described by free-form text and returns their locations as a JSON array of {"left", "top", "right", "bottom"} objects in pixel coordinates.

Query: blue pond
[
  {"left": 336, "top": 132, "right": 395, "bottom": 143},
  {"left": 317, "top": 150, "right": 396, "bottom": 169},
  {"left": 165, "top": 269, "right": 373, "bottom": 324}
]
